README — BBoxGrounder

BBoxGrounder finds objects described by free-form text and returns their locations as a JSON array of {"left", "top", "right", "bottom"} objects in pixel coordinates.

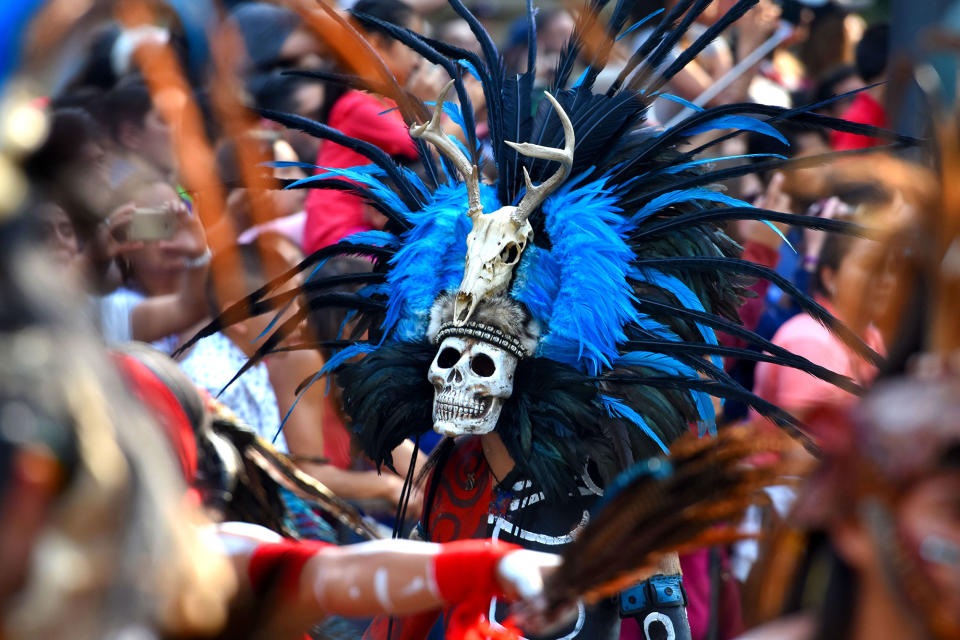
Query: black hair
[
  {"left": 745, "top": 124, "right": 828, "bottom": 182},
  {"left": 22, "top": 108, "right": 103, "bottom": 185},
  {"left": 814, "top": 64, "right": 859, "bottom": 106},
  {"left": 350, "top": 0, "right": 415, "bottom": 36},
  {"left": 247, "top": 72, "right": 311, "bottom": 115},
  {"left": 855, "top": 23, "right": 890, "bottom": 84},
  {"left": 780, "top": 532, "right": 857, "bottom": 639},
  {"left": 812, "top": 230, "right": 858, "bottom": 299},
  {"left": 229, "top": 2, "right": 302, "bottom": 72},
  {"left": 74, "top": 24, "right": 122, "bottom": 90},
  {"left": 99, "top": 76, "right": 153, "bottom": 144}
]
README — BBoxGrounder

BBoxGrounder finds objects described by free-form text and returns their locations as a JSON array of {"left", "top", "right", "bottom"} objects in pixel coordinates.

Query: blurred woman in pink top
[{"left": 753, "top": 215, "right": 895, "bottom": 446}]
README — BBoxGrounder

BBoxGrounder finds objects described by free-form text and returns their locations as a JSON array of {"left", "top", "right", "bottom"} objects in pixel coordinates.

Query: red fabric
[
  {"left": 427, "top": 437, "right": 494, "bottom": 543},
  {"left": 830, "top": 92, "right": 888, "bottom": 151},
  {"left": 363, "top": 439, "right": 501, "bottom": 640},
  {"left": 248, "top": 539, "right": 332, "bottom": 596},
  {"left": 321, "top": 395, "right": 353, "bottom": 470},
  {"left": 303, "top": 91, "right": 418, "bottom": 253},
  {"left": 434, "top": 539, "right": 523, "bottom": 640},
  {"left": 110, "top": 353, "right": 198, "bottom": 485}
]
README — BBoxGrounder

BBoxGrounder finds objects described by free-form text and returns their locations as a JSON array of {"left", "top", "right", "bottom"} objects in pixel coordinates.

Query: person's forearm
[
  {"left": 298, "top": 463, "right": 400, "bottom": 503},
  {"left": 307, "top": 539, "right": 518, "bottom": 617},
  {"left": 130, "top": 259, "right": 210, "bottom": 343}
]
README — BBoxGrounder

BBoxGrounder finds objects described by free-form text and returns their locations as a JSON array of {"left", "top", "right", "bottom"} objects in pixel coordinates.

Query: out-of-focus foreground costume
[
  {"left": 741, "top": 100, "right": 960, "bottom": 639},
  {"left": 187, "top": 1, "right": 914, "bottom": 639}
]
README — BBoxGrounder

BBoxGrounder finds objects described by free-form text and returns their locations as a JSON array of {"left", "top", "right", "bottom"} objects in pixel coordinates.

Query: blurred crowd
[{"left": 4, "top": 0, "right": 960, "bottom": 639}]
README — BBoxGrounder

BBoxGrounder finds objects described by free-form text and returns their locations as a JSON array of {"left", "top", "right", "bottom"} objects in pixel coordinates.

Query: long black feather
[
  {"left": 258, "top": 108, "right": 423, "bottom": 210},
  {"left": 633, "top": 206, "right": 867, "bottom": 240},
  {"left": 634, "top": 256, "right": 884, "bottom": 365},
  {"left": 629, "top": 0, "right": 716, "bottom": 93},
  {"left": 623, "top": 145, "right": 909, "bottom": 209},
  {"left": 597, "top": 374, "right": 812, "bottom": 445},
  {"left": 622, "top": 339, "right": 862, "bottom": 393},
  {"left": 653, "top": 0, "right": 758, "bottom": 89},
  {"left": 351, "top": 13, "right": 479, "bottom": 160},
  {"left": 276, "top": 176, "right": 411, "bottom": 228},
  {"left": 607, "top": 0, "right": 699, "bottom": 95},
  {"left": 613, "top": 103, "right": 918, "bottom": 183},
  {"left": 175, "top": 244, "right": 394, "bottom": 357}
]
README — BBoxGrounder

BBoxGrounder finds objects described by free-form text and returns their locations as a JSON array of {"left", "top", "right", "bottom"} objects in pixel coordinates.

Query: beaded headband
[{"left": 433, "top": 322, "right": 529, "bottom": 359}]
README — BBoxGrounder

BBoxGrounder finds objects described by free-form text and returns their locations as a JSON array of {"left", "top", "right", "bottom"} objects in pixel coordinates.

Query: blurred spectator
[
  {"left": 97, "top": 177, "right": 210, "bottom": 353},
  {"left": 216, "top": 133, "right": 309, "bottom": 245},
  {"left": 33, "top": 199, "right": 81, "bottom": 273},
  {"left": 100, "top": 77, "right": 177, "bottom": 186},
  {"left": 795, "top": 2, "right": 864, "bottom": 85},
  {"left": 811, "top": 64, "right": 863, "bottom": 119},
  {"left": 22, "top": 108, "right": 112, "bottom": 227},
  {"left": 752, "top": 208, "right": 892, "bottom": 443},
  {"left": 230, "top": 2, "right": 324, "bottom": 73},
  {"left": 301, "top": 0, "right": 428, "bottom": 253},
  {"left": 179, "top": 242, "right": 292, "bottom": 450},
  {"left": 249, "top": 71, "right": 326, "bottom": 162},
  {"left": 831, "top": 22, "right": 890, "bottom": 151}
]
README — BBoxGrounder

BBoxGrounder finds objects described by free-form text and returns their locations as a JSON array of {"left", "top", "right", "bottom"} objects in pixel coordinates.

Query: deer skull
[
  {"left": 454, "top": 211, "right": 532, "bottom": 325},
  {"left": 410, "top": 81, "right": 575, "bottom": 326},
  {"left": 428, "top": 334, "right": 517, "bottom": 436}
]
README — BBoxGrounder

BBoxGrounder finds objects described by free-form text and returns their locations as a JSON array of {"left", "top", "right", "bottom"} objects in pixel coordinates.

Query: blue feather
[
  {"left": 382, "top": 183, "right": 500, "bottom": 340},
  {"left": 616, "top": 9, "right": 665, "bottom": 41},
  {"left": 600, "top": 395, "right": 670, "bottom": 454},
  {"left": 682, "top": 115, "right": 789, "bottom": 145},
  {"left": 514, "top": 174, "right": 639, "bottom": 375},
  {"left": 657, "top": 93, "right": 704, "bottom": 113},
  {"left": 339, "top": 230, "right": 401, "bottom": 249},
  {"left": 628, "top": 187, "right": 751, "bottom": 224},
  {"left": 615, "top": 351, "right": 716, "bottom": 428}
]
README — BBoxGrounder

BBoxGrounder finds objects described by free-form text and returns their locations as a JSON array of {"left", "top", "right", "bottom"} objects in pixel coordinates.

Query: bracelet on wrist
[{"left": 185, "top": 248, "right": 211, "bottom": 269}]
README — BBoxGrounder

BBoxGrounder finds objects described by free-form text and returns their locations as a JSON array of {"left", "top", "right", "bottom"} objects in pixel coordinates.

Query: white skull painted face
[{"left": 428, "top": 335, "right": 518, "bottom": 436}]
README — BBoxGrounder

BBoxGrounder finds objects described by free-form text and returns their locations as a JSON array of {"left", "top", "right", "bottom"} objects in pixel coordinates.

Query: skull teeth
[{"left": 436, "top": 396, "right": 486, "bottom": 420}]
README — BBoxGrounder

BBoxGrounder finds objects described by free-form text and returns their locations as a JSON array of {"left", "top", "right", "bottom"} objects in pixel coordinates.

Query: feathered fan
[{"left": 542, "top": 424, "right": 805, "bottom": 611}]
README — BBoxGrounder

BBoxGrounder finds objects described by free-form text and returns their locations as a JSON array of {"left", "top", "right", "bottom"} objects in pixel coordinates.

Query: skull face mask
[{"left": 428, "top": 334, "right": 518, "bottom": 436}]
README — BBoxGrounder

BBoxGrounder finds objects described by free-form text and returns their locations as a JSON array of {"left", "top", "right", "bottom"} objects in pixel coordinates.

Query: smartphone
[{"left": 127, "top": 207, "right": 177, "bottom": 242}]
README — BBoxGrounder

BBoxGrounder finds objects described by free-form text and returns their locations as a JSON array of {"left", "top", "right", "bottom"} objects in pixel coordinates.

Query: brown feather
[{"left": 545, "top": 425, "right": 797, "bottom": 610}]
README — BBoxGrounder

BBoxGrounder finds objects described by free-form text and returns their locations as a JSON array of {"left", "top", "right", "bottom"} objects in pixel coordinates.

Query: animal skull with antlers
[{"left": 411, "top": 81, "right": 575, "bottom": 326}]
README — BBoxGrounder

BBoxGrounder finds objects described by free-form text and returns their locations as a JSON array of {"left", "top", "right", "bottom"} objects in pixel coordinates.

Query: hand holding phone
[{"left": 127, "top": 207, "right": 178, "bottom": 242}]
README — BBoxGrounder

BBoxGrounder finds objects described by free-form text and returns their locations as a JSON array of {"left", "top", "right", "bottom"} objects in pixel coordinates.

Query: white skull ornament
[{"left": 428, "top": 333, "right": 518, "bottom": 436}]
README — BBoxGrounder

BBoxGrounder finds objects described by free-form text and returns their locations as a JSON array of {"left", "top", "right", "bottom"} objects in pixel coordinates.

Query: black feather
[
  {"left": 258, "top": 108, "right": 423, "bottom": 210},
  {"left": 634, "top": 256, "right": 884, "bottom": 365}
]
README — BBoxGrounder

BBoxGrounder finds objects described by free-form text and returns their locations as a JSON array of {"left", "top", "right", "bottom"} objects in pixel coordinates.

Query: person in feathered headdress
[{"left": 185, "top": 0, "right": 914, "bottom": 638}]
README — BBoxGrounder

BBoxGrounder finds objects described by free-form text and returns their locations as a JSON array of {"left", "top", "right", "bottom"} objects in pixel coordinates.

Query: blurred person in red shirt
[
  {"left": 831, "top": 23, "right": 889, "bottom": 151},
  {"left": 302, "top": 0, "right": 435, "bottom": 254}
]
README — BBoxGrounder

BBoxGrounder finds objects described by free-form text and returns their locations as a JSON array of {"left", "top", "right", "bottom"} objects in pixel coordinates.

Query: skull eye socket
[
  {"left": 499, "top": 243, "right": 520, "bottom": 265},
  {"left": 471, "top": 353, "right": 496, "bottom": 377},
  {"left": 437, "top": 347, "right": 461, "bottom": 368}
]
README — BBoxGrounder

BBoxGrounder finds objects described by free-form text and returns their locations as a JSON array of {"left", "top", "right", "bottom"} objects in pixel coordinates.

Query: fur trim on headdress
[{"left": 427, "top": 293, "right": 540, "bottom": 357}]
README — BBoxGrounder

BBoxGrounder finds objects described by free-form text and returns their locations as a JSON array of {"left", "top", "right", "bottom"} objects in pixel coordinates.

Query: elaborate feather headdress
[{"left": 186, "top": 0, "right": 913, "bottom": 499}]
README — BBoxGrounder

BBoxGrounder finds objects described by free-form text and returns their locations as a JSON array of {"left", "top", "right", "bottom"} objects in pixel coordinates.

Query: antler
[
  {"left": 505, "top": 91, "right": 575, "bottom": 224},
  {"left": 410, "top": 80, "right": 483, "bottom": 219}
]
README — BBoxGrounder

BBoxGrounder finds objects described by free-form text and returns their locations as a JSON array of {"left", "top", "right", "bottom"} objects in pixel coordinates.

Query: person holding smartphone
[{"left": 96, "top": 176, "right": 211, "bottom": 353}]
